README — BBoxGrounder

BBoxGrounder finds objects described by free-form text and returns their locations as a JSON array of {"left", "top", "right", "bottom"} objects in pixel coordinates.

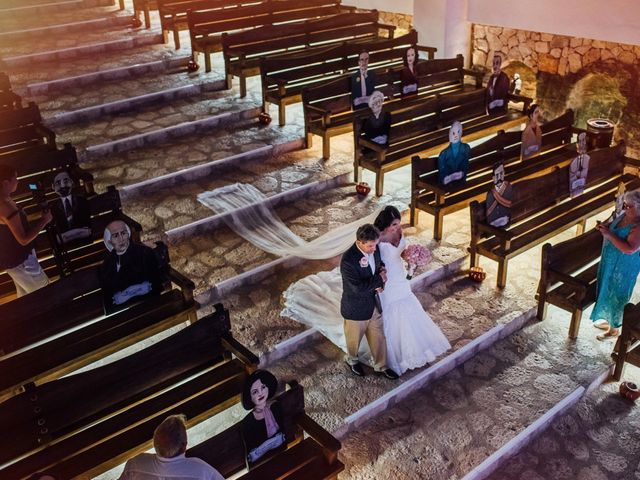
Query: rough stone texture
[
  {"left": 471, "top": 23, "right": 640, "bottom": 159},
  {"left": 488, "top": 365, "right": 640, "bottom": 480}
]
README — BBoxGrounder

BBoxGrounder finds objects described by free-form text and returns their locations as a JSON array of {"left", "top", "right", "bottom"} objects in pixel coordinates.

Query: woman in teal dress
[{"left": 591, "top": 190, "right": 640, "bottom": 340}]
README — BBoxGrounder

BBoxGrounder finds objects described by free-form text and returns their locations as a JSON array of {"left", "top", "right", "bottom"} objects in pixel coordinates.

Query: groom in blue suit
[{"left": 340, "top": 224, "right": 398, "bottom": 379}]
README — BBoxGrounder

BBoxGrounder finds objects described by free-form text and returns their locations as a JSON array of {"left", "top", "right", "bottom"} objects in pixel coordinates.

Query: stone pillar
[{"left": 413, "top": 0, "right": 470, "bottom": 63}]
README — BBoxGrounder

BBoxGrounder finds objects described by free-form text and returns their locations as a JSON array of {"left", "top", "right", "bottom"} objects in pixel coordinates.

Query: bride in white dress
[{"left": 282, "top": 206, "right": 450, "bottom": 375}]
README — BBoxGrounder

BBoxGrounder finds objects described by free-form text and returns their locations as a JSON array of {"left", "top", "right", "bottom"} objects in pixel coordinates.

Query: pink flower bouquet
[{"left": 401, "top": 244, "right": 432, "bottom": 279}]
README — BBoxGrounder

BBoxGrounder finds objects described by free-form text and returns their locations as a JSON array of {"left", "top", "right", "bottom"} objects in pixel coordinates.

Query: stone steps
[
  {"left": 0, "top": 0, "right": 121, "bottom": 34},
  {"left": 0, "top": 16, "right": 150, "bottom": 59},
  {"left": 486, "top": 362, "right": 640, "bottom": 480},
  {"left": 336, "top": 307, "right": 615, "bottom": 479},
  {"left": 6, "top": 42, "right": 190, "bottom": 91},
  {"left": 52, "top": 85, "right": 263, "bottom": 159},
  {"left": 40, "top": 69, "right": 226, "bottom": 127},
  {"left": 0, "top": 31, "right": 162, "bottom": 69},
  {"left": 105, "top": 116, "right": 340, "bottom": 236},
  {"left": 0, "top": 9, "right": 132, "bottom": 45}
]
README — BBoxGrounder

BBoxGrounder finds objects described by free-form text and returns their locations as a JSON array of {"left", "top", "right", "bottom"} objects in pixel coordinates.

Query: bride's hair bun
[{"left": 374, "top": 206, "right": 401, "bottom": 231}]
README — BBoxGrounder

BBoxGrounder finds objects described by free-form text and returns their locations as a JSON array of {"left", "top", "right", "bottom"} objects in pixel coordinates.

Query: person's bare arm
[
  {"left": 597, "top": 223, "right": 640, "bottom": 254},
  {"left": 1, "top": 208, "right": 52, "bottom": 245}
]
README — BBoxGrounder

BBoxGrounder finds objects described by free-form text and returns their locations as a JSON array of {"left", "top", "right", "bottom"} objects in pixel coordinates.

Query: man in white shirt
[{"left": 118, "top": 415, "right": 224, "bottom": 480}]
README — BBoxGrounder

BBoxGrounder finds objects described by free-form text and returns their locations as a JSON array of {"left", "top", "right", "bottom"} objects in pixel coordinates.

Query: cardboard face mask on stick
[
  {"left": 437, "top": 121, "right": 470, "bottom": 185},
  {"left": 486, "top": 163, "right": 514, "bottom": 227},
  {"left": 569, "top": 133, "right": 590, "bottom": 197}
]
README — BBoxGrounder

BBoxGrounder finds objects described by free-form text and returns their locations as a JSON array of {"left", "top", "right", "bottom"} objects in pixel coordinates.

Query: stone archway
[
  {"left": 502, "top": 60, "right": 537, "bottom": 101},
  {"left": 565, "top": 72, "right": 627, "bottom": 129}
]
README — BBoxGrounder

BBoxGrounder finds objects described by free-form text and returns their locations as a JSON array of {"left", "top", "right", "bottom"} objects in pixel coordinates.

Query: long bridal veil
[
  {"left": 197, "top": 183, "right": 381, "bottom": 259},
  {"left": 198, "top": 182, "right": 384, "bottom": 363}
]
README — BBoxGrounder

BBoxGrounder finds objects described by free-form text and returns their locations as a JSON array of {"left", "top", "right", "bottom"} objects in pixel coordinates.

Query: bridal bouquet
[{"left": 401, "top": 244, "right": 432, "bottom": 279}]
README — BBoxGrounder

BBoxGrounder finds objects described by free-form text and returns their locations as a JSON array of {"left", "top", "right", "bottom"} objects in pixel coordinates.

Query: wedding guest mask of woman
[{"left": 369, "top": 90, "right": 384, "bottom": 118}]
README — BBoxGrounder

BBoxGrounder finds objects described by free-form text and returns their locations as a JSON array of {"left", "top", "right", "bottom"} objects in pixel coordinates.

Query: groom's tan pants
[{"left": 344, "top": 308, "right": 387, "bottom": 371}]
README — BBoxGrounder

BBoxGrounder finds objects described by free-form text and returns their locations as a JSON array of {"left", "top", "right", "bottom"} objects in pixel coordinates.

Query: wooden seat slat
[{"left": 470, "top": 142, "right": 635, "bottom": 287}]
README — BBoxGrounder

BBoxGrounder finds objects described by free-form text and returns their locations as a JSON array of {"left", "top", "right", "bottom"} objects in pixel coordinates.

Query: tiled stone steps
[
  {"left": 86, "top": 109, "right": 305, "bottom": 192},
  {"left": 26, "top": 56, "right": 191, "bottom": 96},
  {"left": 0, "top": 31, "right": 162, "bottom": 68},
  {"left": 53, "top": 86, "right": 263, "bottom": 159},
  {"left": 336, "top": 309, "right": 616, "bottom": 479},
  {"left": 486, "top": 363, "right": 640, "bottom": 480},
  {"left": 163, "top": 182, "right": 414, "bottom": 303},
  {"left": 42, "top": 70, "right": 226, "bottom": 127},
  {"left": 0, "top": 9, "right": 132, "bottom": 44},
  {"left": 7, "top": 42, "right": 190, "bottom": 91}
]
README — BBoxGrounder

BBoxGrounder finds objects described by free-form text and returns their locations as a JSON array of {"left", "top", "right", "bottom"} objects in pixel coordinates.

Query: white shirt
[
  {"left": 118, "top": 453, "right": 224, "bottom": 480},
  {"left": 356, "top": 245, "right": 376, "bottom": 275}
]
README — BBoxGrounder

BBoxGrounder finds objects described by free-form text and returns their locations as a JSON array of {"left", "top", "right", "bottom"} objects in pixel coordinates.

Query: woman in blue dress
[{"left": 591, "top": 189, "right": 640, "bottom": 340}]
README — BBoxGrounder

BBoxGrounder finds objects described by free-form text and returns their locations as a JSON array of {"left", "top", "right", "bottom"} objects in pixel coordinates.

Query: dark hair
[
  {"left": 356, "top": 224, "right": 380, "bottom": 242},
  {"left": 0, "top": 164, "right": 17, "bottom": 183},
  {"left": 527, "top": 103, "right": 539, "bottom": 119},
  {"left": 374, "top": 206, "right": 401, "bottom": 232},
  {"left": 242, "top": 370, "right": 278, "bottom": 410},
  {"left": 492, "top": 161, "right": 505, "bottom": 173},
  {"left": 403, "top": 46, "right": 418, "bottom": 67}
]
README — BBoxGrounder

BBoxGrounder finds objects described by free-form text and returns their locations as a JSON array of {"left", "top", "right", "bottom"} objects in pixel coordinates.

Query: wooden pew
[
  {"left": 187, "top": 380, "right": 344, "bottom": 480},
  {"left": 0, "top": 186, "right": 141, "bottom": 302},
  {"left": 0, "top": 241, "right": 197, "bottom": 399},
  {"left": 536, "top": 227, "right": 602, "bottom": 338},
  {"left": 302, "top": 54, "right": 480, "bottom": 160},
  {"left": 0, "top": 304, "right": 259, "bottom": 480},
  {"left": 189, "top": 0, "right": 353, "bottom": 73},
  {"left": 612, "top": 302, "right": 640, "bottom": 380},
  {"left": 0, "top": 72, "right": 22, "bottom": 110},
  {"left": 410, "top": 110, "right": 576, "bottom": 240},
  {"left": 159, "top": 0, "right": 255, "bottom": 49},
  {"left": 5, "top": 142, "right": 94, "bottom": 216},
  {"left": 222, "top": 11, "right": 395, "bottom": 98},
  {"left": 354, "top": 87, "right": 532, "bottom": 196},
  {"left": 132, "top": 0, "right": 158, "bottom": 28},
  {"left": 469, "top": 143, "right": 639, "bottom": 288},
  {"left": 261, "top": 30, "right": 436, "bottom": 126},
  {"left": 0, "top": 102, "right": 56, "bottom": 156}
]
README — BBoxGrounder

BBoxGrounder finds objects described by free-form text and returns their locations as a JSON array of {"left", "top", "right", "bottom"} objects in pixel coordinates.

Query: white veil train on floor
[
  {"left": 198, "top": 182, "right": 386, "bottom": 363},
  {"left": 197, "top": 182, "right": 382, "bottom": 259}
]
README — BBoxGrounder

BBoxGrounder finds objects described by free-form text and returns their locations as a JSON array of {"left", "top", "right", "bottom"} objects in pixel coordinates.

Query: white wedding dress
[{"left": 281, "top": 237, "right": 451, "bottom": 375}]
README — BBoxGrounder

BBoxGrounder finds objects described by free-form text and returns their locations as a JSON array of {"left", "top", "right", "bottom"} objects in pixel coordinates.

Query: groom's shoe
[
  {"left": 347, "top": 361, "right": 366, "bottom": 377},
  {"left": 377, "top": 368, "right": 399, "bottom": 380}
]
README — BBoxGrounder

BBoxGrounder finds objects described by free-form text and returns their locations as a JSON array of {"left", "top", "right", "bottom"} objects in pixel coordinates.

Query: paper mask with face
[
  {"left": 52, "top": 171, "right": 74, "bottom": 198},
  {"left": 358, "top": 51, "right": 369, "bottom": 76},
  {"left": 369, "top": 90, "right": 384, "bottom": 118},
  {"left": 492, "top": 55, "right": 502, "bottom": 75},
  {"left": 104, "top": 220, "right": 131, "bottom": 255},
  {"left": 486, "top": 163, "right": 513, "bottom": 228},
  {"left": 449, "top": 121, "right": 462, "bottom": 144}
]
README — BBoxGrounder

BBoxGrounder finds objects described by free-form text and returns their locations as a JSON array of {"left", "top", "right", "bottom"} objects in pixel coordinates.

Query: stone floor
[
  {"left": 487, "top": 364, "right": 640, "bottom": 480},
  {"left": 5, "top": 2, "right": 640, "bottom": 480}
]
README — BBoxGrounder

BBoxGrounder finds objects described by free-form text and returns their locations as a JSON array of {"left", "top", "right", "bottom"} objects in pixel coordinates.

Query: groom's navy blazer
[{"left": 340, "top": 243, "right": 385, "bottom": 321}]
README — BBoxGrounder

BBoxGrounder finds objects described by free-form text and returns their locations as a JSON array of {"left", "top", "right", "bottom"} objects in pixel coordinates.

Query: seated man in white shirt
[{"left": 118, "top": 415, "right": 224, "bottom": 480}]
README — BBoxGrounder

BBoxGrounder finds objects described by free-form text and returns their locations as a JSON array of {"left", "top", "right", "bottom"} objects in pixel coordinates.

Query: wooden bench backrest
[
  {"left": 0, "top": 102, "right": 42, "bottom": 132},
  {"left": 542, "top": 227, "right": 603, "bottom": 277},
  {"left": 437, "top": 87, "right": 487, "bottom": 126},
  {"left": 0, "top": 311, "right": 230, "bottom": 466},
  {"left": 221, "top": 11, "right": 381, "bottom": 58},
  {"left": 387, "top": 54, "right": 465, "bottom": 99},
  {"left": 263, "top": 30, "right": 416, "bottom": 90},
  {"left": 189, "top": 0, "right": 344, "bottom": 41},
  {"left": 302, "top": 54, "right": 467, "bottom": 124},
  {"left": 186, "top": 382, "right": 305, "bottom": 477},
  {"left": 506, "top": 143, "right": 624, "bottom": 224},
  {"left": 384, "top": 95, "right": 441, "bottom": 141},
  {"left": 0, "top": 240, "right": 170, "bottom": 355}
]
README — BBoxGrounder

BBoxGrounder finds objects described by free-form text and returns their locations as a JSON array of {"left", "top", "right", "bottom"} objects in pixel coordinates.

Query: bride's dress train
[{"left": 281, "top": 237, "right": 450, "bottom": 375}]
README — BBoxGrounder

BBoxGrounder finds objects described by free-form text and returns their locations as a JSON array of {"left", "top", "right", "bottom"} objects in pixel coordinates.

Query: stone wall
[
  {"left": 471, "top": 24, "right": 640, "bottom": 158},
  {"left": 378, "top": 11, "right": 413, "bottom": 33}
]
